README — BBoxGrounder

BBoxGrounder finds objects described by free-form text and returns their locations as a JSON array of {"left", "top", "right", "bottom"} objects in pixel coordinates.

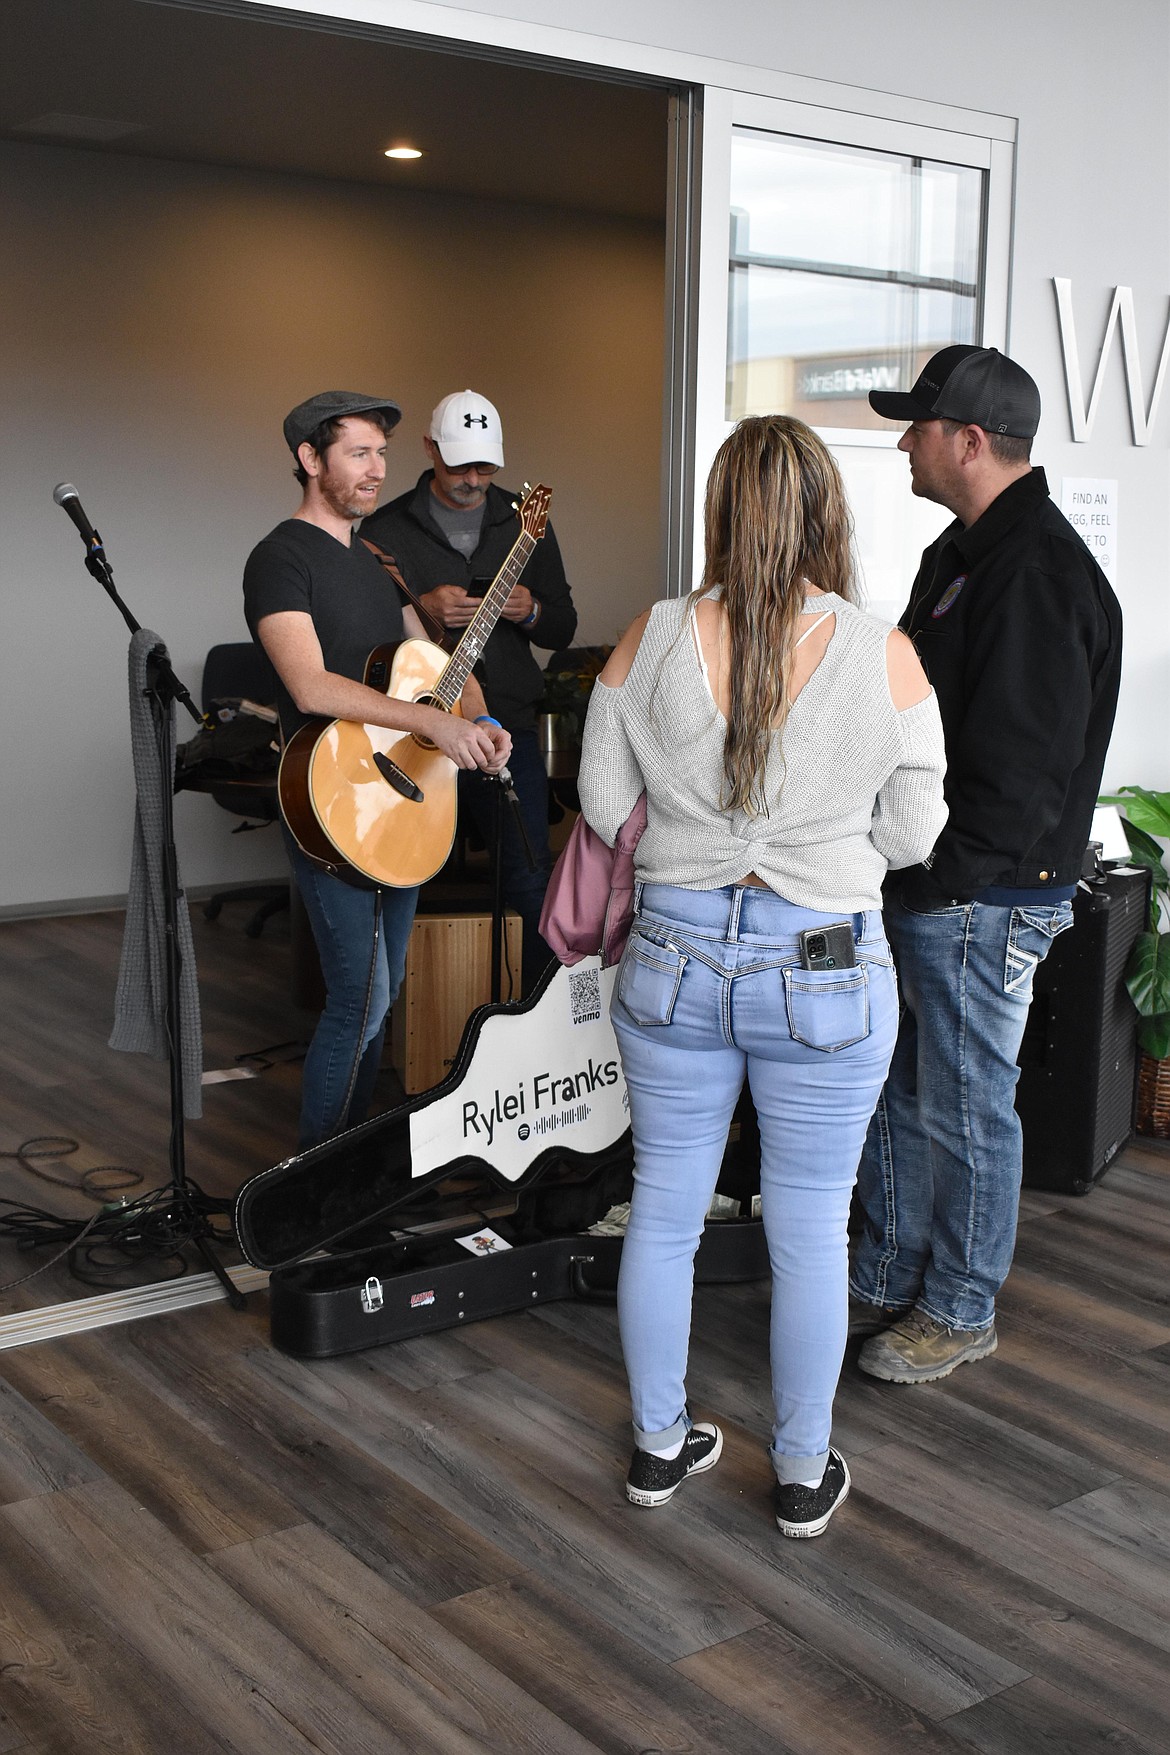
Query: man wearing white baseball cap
[
  {"left": 428, "top": 388, "right": 507, "bottom": 471},
  {"left": 364, "top": 389, "right": 577, "bottom": 995}
]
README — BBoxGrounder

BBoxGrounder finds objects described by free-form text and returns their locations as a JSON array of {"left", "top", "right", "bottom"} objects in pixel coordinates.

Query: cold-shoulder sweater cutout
[{"left": 577, "top": 592, "right": 947, "bottom": 913}]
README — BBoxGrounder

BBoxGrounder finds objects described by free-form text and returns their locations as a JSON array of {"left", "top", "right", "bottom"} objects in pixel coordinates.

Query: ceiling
[{"left": 2, "top": 0, "right": 671, "bottom": 220}]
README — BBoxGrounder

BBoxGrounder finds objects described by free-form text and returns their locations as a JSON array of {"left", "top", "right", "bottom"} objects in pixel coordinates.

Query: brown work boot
[{"left": 857, "top": 1309, "right": 997, "bottom": 1383}]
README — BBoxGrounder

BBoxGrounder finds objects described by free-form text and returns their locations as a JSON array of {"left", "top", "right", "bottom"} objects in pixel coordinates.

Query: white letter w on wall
[{"left": 1053, "top": 278, "right": 1170, "bottom": 445}]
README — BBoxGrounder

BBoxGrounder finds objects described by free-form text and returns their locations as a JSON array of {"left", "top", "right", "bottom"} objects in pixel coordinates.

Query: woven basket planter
[{"left": 1136, "top": 1052, "right": 1170, "bottom": 1139}]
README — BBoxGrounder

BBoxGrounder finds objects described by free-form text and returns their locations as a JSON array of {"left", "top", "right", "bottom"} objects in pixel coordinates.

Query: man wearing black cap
[
  {"left": 243, "top": 392, "right": 510, "bottom": 1148},
  {"left": 849, "top": 345, "right": 1122, "bottom": 1383}
]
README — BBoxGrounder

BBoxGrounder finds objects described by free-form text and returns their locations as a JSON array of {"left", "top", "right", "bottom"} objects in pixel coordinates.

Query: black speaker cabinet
[{"left": 1017, "top": 868, "right": 1148, "bottom": 1194}]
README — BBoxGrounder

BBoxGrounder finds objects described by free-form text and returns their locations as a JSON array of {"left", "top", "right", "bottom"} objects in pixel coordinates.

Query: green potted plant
[{"left": 1099, "top": 785, "right": 1170, "bottom": 1135}]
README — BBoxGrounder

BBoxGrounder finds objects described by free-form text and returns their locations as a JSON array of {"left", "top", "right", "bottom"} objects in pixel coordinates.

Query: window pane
[{"left": 727, "top": 129, "right": 984, "bottom": 428}]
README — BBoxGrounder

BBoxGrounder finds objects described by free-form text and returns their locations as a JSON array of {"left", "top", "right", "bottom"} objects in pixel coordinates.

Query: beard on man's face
[
  {"left": 319, "top": 471, "right": 379, "bottom": 521},
  {"left": 445, "top": 479, "right": 483, "bottom": 504}
]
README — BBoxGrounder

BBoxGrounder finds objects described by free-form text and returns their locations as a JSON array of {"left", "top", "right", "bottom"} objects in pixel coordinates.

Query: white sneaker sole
[{"left": 626, "top": 1427, "right": 724, "bottom": 1506}]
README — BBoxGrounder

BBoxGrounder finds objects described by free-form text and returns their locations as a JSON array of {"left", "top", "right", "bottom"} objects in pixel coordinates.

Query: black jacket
[
  {"left": 362, "top": 474, "right": 577, "bottom": 731},
  {"left": 895, "top": 467, "right": 1122, "bottom": 907}
]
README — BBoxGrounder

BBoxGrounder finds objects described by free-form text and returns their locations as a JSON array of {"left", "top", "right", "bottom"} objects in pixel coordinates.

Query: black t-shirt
[{"left": 242, "top": 519, "right": 405, "bottom": 738}]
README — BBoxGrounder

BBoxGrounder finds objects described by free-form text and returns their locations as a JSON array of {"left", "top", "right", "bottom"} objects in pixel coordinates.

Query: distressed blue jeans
[
  {"left": 612, "top": 882, "right": 898, "bottom": 1485},
  {"left": 283, "top": 827, "right": 418, "bottom": 1148},
  {"left": 851, "top": 894, "right": 1074, "bottom": 1332}
]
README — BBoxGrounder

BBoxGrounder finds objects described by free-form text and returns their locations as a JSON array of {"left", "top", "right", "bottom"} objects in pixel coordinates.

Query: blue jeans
[
  {"left": 851, "top": 895, "right": 1074, "bottom": 1332},
  {"left": 283, "top": 827, "right": 418, "bottom": 1149},
  {"left": 459, "top": 730, "right": 554, "bottom": 997},
  {"left": 612, "top": 882, "right": 898, "bottom": 1485}
]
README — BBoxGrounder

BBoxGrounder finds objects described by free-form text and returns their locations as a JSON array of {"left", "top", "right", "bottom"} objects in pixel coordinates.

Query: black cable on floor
[
  {"left": 0, "top": 1138, "right": 233, "bottom": 1293},
  {"left": 0, "top": 1137, "right": 142, "bottom": 1200}
]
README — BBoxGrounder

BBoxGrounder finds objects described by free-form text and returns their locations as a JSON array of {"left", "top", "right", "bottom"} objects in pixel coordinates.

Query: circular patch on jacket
[{"left": 932, "top": 574, "right": 967, "bottom": 617}]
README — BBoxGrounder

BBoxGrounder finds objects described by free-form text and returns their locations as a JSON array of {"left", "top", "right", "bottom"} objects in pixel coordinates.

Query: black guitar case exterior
[{"left": 235, "top": 959, "right": 768, "bottom": 1358}]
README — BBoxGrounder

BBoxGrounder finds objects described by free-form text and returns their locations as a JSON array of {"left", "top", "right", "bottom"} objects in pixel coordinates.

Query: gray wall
[{"left": 0, "top": 141, "right": 665, "bottom": 912}]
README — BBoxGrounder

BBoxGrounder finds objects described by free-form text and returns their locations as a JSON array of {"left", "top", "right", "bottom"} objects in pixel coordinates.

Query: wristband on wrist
[
  {"left": 475, "top": 714, "right": 502, "bottom": 728},
  {"left": 522, "top": 602, "right": 541, "bottom": 628}
]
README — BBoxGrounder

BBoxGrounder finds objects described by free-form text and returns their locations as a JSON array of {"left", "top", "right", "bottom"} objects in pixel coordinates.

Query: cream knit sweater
[{"left": 578, "top": 592, "right": 947, "bottom": 913}]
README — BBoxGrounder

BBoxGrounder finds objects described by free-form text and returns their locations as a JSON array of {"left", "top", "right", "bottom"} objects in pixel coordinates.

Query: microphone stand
[
  {"left": 67, "top": 522, "right": 245, "bottom": 1308},
  {"left": 81, "top": 532, "right": 203, "bottom": 724}
]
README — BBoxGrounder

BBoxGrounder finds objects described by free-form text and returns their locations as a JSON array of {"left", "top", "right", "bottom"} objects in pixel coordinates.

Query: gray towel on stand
[{"left": 109, "top": 627, "right": 203, "bottom": 1118}]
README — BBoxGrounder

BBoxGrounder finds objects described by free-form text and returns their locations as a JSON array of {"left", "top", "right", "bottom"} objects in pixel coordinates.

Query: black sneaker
[
  {"left": 625, "top": 1422, "right": 723, "bottom": 1507},
  {"left": 774, "top": 1448, "right": 850, "bottom": 1538}
]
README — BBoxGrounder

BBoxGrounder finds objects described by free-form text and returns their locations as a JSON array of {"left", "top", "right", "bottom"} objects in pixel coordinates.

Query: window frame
[
  {"left": 695, "top": 90, "right": 1013, "bottom": 468},
  {"left": 684, "top": 88, "right": 1014, "bottom": 601}
]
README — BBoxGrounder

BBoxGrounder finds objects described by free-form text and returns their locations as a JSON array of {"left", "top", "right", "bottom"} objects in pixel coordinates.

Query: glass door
[{"left": 689, "top": 91, "right": 1013, "bottom": 617}]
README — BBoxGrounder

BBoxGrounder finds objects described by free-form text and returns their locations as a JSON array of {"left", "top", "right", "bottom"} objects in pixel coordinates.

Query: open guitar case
[{"left": 235, "top": 960, "right": 768, "bottom": 1358}]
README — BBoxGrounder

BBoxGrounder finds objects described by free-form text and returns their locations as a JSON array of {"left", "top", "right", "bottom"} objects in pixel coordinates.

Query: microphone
[{"left": 52, "top": 482, "right": 102, "bottom": 549}]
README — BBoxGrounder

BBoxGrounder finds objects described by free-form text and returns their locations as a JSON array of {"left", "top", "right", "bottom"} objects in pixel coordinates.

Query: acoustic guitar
[{"left": 278, "top": 482, "right": 552, "bottom": 888}]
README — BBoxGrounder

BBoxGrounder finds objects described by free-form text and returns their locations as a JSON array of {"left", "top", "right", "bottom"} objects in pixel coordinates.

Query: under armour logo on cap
[{"left": 430, "top": 388, "right": 505, "bottom": 470}]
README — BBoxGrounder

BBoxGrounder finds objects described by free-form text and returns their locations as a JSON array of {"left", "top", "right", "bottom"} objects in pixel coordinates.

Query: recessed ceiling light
[{"left": 384, "top": 145, "right": 424, "bottom": 160}]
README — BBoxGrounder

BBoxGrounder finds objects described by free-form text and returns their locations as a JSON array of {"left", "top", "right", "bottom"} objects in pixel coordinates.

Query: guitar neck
[{"left": 434, "top": 532, "right": 537, "bottom": 708}]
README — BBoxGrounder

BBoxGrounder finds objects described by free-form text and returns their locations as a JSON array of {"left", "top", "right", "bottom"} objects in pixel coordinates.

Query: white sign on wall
[{"left": 1060, "top": 478, "right": 1118, "bottom": 583}]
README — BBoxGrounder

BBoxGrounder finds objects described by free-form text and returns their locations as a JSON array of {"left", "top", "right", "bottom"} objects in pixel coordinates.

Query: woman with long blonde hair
[{"left": 578, "top": 415, "right": 946, "bottom": 1536}]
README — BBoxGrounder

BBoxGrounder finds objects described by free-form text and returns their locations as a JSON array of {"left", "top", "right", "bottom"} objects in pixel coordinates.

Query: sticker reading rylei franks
[
  {"left": 932, "top": 574, "right": 967, "bottom": 617},
  {"left": 408, "top": 960, "right": 630, "bottom": 1183}
]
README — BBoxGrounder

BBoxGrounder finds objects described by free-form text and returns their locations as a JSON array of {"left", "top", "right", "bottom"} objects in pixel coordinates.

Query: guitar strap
[{"left": 361, "top": 537, "right": 455, "bottom": 652}]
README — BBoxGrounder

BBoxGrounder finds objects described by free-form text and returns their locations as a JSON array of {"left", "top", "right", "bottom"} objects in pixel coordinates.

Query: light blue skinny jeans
[
  {"left": 611, "top": 881, "right": 899, "bottom": 1486},
  {"left": 851, "top": 894, "right": 1074, "bottom": 1331}
]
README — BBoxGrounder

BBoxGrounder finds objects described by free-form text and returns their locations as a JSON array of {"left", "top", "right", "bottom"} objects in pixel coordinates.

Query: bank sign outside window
[
  {"left": 726, "top": 131, "right": 985, "bottom": 430},
  {"left": 798, "top": 358, "right": 902, "bottom": 401}
]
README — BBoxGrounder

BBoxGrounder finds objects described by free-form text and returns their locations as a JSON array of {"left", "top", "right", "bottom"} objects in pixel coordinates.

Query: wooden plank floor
[
  {"left": 0, "top": 902, "right": 307, "bottom": 1312},
  {"left": 1, "top": 905, "right": 1169, "bottom": 1752}
]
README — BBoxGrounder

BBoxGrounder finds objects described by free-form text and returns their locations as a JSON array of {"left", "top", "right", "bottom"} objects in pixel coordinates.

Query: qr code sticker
[{"left": 568, "top": 966, "right": 601, "bottom": 1024}]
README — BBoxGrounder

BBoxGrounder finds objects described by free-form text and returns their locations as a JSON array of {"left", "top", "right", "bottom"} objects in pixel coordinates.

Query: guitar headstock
[{"left": 512, "top": 481, "right": 552, "bottom": 541}]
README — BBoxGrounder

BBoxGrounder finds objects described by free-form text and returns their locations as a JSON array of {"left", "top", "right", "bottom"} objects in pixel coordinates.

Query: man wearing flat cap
[
  {"left": 849, "top": 345, "right": 1122, "bottom": 1382},
  {"left": 363, "top": 390, "right": 577, "bottom": 996},
  {"left": 244, "top": 392, "right": 510, "bottom": 1148}
]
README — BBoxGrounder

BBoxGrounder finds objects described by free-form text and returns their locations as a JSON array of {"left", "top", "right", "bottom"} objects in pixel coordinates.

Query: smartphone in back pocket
[{"left": 798, "top": 923, "right": 856, "bottom": 971}]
